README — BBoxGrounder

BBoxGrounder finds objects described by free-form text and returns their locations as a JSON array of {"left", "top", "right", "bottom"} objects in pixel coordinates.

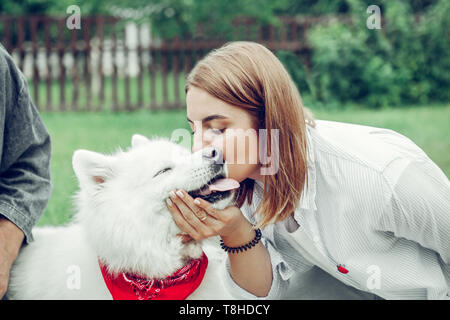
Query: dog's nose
[{"left": 202, "top": 147, "right": 223, "bottom": 165}]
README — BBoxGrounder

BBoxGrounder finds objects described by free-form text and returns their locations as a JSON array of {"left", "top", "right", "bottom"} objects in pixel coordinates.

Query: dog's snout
[{"left": 202, "top": 147, "right": 223, "bottom": 165}]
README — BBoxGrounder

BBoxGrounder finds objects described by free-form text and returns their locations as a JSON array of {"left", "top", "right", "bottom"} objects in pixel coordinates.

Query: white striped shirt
[{"left": 223, "top": 119, "right": 450, "bottom": 300}]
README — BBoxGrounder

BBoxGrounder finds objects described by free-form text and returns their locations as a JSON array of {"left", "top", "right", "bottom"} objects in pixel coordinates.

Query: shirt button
[
  {"left": 313, "top": 236, "right": 320, "bottom": 243},
  {"left": 337, "top": 265, "right": 349, "bottom": 274}
]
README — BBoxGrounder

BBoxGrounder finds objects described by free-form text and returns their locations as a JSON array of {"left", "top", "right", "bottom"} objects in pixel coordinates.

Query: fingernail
[
  {"left": 193, "top": 199, "right": 200, "bottom": 205},
  {"left": 166, "top": 198, "right": 173, "bottom": 207},
  {"left": 176, "top": 190, "right": 184, "bottom": 198},
  {"left": 169, "top": 191, "right": 176, "bottom": 199}
]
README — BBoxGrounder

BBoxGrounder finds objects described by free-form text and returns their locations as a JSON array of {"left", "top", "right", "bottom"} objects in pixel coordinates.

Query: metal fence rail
[{"left": 0, "top": 15, "right": 323, "bottom": 112}]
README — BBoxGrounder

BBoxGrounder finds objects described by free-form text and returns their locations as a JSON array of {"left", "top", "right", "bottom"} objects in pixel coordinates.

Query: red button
[{"left": 337, "top": 265, "right": 349, "bottom": 274}]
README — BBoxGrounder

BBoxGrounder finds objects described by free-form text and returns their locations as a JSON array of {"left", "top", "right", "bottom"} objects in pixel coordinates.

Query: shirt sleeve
[
  {"left": 221, "top": 196, "right": 293, "bottom": 299},
  {"left": 0, "top": 44, "right": 53, "bottom": 243},
  {"left": 383, "top": 157, "right": 450, "bottom": 294},
  {"left": 222, "top": 236, "right": 292, "bottom": 300}
]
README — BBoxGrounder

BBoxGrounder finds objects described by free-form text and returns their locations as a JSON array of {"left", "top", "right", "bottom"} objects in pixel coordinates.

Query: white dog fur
[{"left": 6, "top": 134, "right": 236, "bottom": 300}]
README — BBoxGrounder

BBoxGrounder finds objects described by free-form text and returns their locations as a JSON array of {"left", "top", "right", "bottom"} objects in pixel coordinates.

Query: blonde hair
[{"left": 185, "top": 41, "right": 316, "bottom": 228}]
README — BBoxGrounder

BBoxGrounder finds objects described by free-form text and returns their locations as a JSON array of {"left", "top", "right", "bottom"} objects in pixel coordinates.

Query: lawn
[{"left": 38, "top": 103, "right": 450, "bottom": 226}]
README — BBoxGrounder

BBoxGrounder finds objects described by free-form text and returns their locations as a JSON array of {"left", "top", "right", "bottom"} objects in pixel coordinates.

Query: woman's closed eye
[
  {"left": 190, "top": 128, "right": 226, "bottom": 136},
  {"left": 210, "top": 128, "right": 226, "bottom": 135},
  {"left": 153, "top": 167, "right": 172, "bottom": 178}
]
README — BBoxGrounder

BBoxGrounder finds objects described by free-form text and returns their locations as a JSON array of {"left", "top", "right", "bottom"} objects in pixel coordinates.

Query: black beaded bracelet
[{"left": 220, "top": 228, "right": 262, "bottom": 254}]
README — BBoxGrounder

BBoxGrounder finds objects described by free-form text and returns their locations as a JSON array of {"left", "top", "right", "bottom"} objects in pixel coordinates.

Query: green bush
[
  {"left": 288, "top": 0, "right": 450, "bottom": 108},
  {"left": 276, "top": 50, "right": 311, "bottom": 95}
]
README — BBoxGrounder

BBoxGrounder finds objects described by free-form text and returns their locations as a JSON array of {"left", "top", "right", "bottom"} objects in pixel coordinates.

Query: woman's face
[{"left": 186, "top": 86, "right": 262, "bottom": 183}]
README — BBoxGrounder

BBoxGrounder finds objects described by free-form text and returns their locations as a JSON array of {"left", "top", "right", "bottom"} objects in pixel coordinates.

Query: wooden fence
[{"left": 0, "top": 15, "right": 327, "bottom": 112}]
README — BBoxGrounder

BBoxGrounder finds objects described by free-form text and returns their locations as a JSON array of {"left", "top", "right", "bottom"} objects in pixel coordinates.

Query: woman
[{"left": 165, "top": 41, "right": 450, "bottom": 299}]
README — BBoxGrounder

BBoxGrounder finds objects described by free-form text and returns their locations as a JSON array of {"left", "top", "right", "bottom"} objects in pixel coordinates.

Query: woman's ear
[
  {"left": 131, "top": 134, "right": 149, "bottom": 148},
  {"left": 72, "top": 149, "right": 114, "bottom": 190}
]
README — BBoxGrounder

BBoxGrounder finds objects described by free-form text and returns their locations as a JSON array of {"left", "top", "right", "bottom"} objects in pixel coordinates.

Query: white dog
[{"left": 6, "top": 134, "right": 239, "bottom": 300}]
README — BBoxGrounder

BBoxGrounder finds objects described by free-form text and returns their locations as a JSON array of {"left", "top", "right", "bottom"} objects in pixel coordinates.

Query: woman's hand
[
  {"left": 165, "top": 189, "right": 254, "bottom": 244},
  {"left": 166, "top": 189, "right": 273, "bottom": 297}
]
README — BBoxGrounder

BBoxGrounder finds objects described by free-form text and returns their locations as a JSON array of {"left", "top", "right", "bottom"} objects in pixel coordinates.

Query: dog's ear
[
  {"left": 72, "top": 150, "right": 114, "bottom": 189},
  {"left": 131, "top": 134, "right": 149, "bottom": 148}
]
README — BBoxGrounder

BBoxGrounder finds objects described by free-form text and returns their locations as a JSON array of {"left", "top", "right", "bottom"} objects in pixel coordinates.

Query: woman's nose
[{"left": 202, "top": 147, "right": 224, "bottom": 164}]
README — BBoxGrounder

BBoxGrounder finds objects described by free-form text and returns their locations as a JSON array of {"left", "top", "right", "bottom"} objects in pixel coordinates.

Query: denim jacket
[{"left": 0, "top": 43, "right": 52, "bottom": 243}]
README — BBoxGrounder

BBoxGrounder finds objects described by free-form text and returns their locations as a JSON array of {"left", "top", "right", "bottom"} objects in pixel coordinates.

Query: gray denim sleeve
[{"left": 0, "top": 43, "right": 52, "bottom": 243}]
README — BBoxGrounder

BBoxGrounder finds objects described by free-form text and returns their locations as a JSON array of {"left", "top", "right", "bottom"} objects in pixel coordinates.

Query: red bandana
[{"left": 99, "top": 253, "right": 208, "bottom": 300}]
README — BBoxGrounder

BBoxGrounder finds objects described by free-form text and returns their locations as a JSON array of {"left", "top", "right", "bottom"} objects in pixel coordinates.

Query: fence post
[
  {"left": 57, "top": 18, "right": 66, "bottom": 111},
  {"left": 97, "top": 16, "right": 105, "bottom": 111},
  {"left": 137, "top": 24, "right": 144, "bottom": 110},
  {"left": 83, "top": 17, "right": 91, "bottom": 111},
  {"left": 70, "top": 19, "right": 80, "bottom": 111},
  {"left": 43, "top": 17, "right": 53, "bottom": 111},
  {"left": 30, "top": 16, "right": 40, "bottom": 110}
]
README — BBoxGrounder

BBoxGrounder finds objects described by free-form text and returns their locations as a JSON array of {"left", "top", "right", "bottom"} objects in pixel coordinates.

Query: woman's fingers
[
  {"left": 177, "top": 233, "right": 194, "bottom": 244},
  {"left": 193, "top": 197, "right": 222, "bottom": 219},
  {"left": 169, "top": 190, "right": 202, "bottom": 226},
  {"left": 168, "top": 190, "right": 222, "bottom": 239},
  {"left": 167, "top": 190, "right": 244, "bottom": 241},
  {"left": 165, "top": 196, "right": 200, "bottom": 239},
  {"left": 175, "top": 190, "right": 210, "bottom": 221},
  {"left": 168, "top": 190, "right": 213, "bottom": 236},
  {"left": 194, "top": 198, "right": 242, "bottom": 231}
]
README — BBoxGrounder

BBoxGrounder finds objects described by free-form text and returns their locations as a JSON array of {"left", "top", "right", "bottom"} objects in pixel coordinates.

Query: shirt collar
[{"left": 253, "top": 124, "right": 317, "bottom": 211}]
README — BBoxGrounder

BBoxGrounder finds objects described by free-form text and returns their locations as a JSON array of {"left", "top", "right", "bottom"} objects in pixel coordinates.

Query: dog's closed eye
[{"left": 153, "top": 167, "right": 172, "bottom": 178}]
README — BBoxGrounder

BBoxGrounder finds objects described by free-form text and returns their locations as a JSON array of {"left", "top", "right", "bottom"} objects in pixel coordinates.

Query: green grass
[{"left": 38, "top": 104, "right": 450, "bottom": 226}]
